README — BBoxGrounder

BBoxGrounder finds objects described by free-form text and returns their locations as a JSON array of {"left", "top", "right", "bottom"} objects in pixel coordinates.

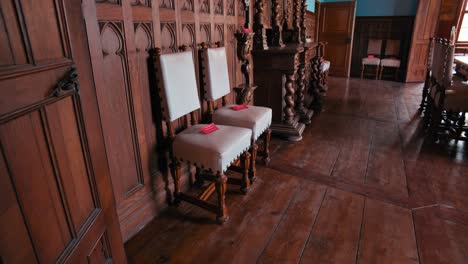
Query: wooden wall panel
[
  {"left": 83, "top": 0, "right": 247, "bottom": 241},
  {"left": 406, "top": 0, "right": 442, "bottom": 82},
  {"left": 0, "top": 0, "right": 127, "bottom": 261}
]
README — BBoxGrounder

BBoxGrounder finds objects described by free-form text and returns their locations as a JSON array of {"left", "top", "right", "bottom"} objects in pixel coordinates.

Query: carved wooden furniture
[
  {"left": 234, "top": 31, "right": 258, "bottom": 104},
  {"left": 361, "top": 39, "right": 382, "bottom": 79},
  {"left": 200, "top": 45, "right": 272, "bottom": 182},
  {"left": 425, "top": 38, "right": 468, "bottom": 141},
  {"left": 250, "top": 0, "right": 320, "bottom": 141},
  {"left": 153, "top": 49, "right": 253, "bottom": 223},
  {"left": 379, "top": 40, "right": 402, "bottom": 80}
]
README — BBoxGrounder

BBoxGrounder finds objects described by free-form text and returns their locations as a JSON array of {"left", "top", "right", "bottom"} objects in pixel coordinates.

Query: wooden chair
[
  {"left": 361, "top": 39, "right": 382, "bottom": 79},
  {"left": 199, "top": 43, "right": 272, "bottom": 183},
  {"left": 152, "top": 48, "right": 254, "bottom": 223},
  {"left": 379, "top": 39, "right": 401, "bottom": 80},
  {"left": 426, "top": 38, "right": 468, "bottom": 141}
]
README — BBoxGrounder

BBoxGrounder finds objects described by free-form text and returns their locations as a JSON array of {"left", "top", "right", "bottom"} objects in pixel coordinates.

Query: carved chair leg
[
  {"left": 215, "top": 172, "right": 229, "bottom": 224},
  {"left": 194, "top": 167, "right": 204, "bottom": 188},
  {"left": 361, "top": 65, "right": 365, "bottom": 79},
  {"left": 249, "top": 141, "right": 258, "bottom": 184},
  {"left": 169, "top": 160, "right": 182, "bottom": 205},
  {"left": 240, "top": 151, "right": 251, "bottom": 194},
  {"left": 376, "top": 66, "right": 380, "bottom": 80},
  {"left": 263, "top": 128, "right": 272, "bottom": 165}
]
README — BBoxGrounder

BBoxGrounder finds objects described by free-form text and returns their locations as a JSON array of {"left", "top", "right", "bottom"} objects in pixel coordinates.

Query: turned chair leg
[
  {"left": 215, "top": 172, "right": 229, "bottom": 224},
  {"left": 376, "top": 66, "right": 381, "bottom": 80},
  {"left": 240, "top": 151, "right": 251, "bottom": 194},
  {"left": 263, "top": 128, "right": 271, "bottom": 165},
  {"left": 169, "top": 160, "right": 182, "bottom": 205},
  {"left": 249, "top": 141, "right": 257, "bottom": 184},
  {"left": 194, "top": 167, "right": 204, "bottom": 187},
  {"left": 361, "top": 65, "right": 365, "bottom": 79}
]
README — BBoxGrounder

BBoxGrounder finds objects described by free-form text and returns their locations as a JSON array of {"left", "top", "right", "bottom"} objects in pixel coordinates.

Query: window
[{"left": 458, "top": 0, "right": 468, "bottom": 42}]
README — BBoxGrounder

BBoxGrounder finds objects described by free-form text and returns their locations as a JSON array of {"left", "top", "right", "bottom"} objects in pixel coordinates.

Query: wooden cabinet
[
  {"left": 252, "top": 43, "right": 318, "bottom": 141},
  {"left": 0, "top": 0, "right": 125, "bottom": 262}
]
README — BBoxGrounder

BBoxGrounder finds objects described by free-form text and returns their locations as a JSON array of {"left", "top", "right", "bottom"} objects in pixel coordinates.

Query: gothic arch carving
[
  {"left": 182, "top": 24, "right": 195, "bottom": 49},
  {"left": 200, "top": 24, "right": 211, "bottom": 44},
  {"left": 200, "top": 0, "right": 210, "bottom": 13},
  {"left": 160, "top": 22, "right": 177, "bottom": 53},
  {"left": 214, "top": 24, "right": 224, "bottom": 44},
  {"left": 159, "top": 0, "right": 174, "bottom": 9},
  {"left": 181, "top": 0, "right": 194, "bottom": 11}
]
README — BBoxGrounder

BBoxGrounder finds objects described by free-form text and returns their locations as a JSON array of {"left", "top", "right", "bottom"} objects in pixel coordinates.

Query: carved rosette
[
  {"left": 253, "top": 0, "right": 268, "bottom": 50},
  {"left": 283, "top": 71, "right": 296, "bottom": 124},
  {"left": 270, "top": 0, "right": 284, "bottom": 47}
]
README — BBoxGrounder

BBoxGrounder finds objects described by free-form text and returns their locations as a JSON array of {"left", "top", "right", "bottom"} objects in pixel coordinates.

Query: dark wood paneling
[
  {"left": 350, "top": 16, "right": 414, "bottom": 81},
  {"left": 0, "top": 0, "right": 126, "bottom": 262}
]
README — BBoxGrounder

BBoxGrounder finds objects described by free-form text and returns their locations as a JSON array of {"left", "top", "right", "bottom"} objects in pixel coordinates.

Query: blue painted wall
[
  {"left": 308, "top": 0, "right": 418, "bottom": 16},
  {"left": 306, "top": 0, "right": 315, "bottom": 12}
]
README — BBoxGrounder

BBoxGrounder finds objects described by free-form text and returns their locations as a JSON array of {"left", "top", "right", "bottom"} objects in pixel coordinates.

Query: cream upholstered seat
[
  {"left": 159, "top": 51, "right": 252, "bottom": 173},
  {"left": 362, "top": 57, "right": 380, "bottom": 66},
  {"left": 213, "top": 105, "right": 272, "bottom": 141},
  {"left": 380, "top": 58, "right": 401, "bottom": 68},
  {"left": 201, "top": 47, "right": 272, "bottom": 141},
  {"left": 173, "top": 124, "right": 252, "bottom": 172}
]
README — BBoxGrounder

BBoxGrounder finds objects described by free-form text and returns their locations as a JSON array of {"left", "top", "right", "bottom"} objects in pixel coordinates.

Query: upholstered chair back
[
  {"left": 385, "top": 40, "right": 400, "bottom": 57},
  {"left": 158, "top": 51, "right": 201, "bottom": 121},
  {"left": 426, "top": 38, "right": 435, "bottom": 70},
  {"left": 367, "top": 39, "right": 382, "bottom": 56},
  {"left": 202, "top": 47, "right": 231, "bottom": 101},
  {"left": 444, "top": 44, "right": 455, "bottom": 87},
  {"left": 431, "top": 40, "right": 446, "bottom": 85}
]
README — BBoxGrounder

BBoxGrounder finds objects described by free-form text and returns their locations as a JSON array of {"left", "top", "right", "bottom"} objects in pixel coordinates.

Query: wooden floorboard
[
  {"left": 357, "top": 199, "right": 419, "bottom": 264},
  {"left": 258, "top": 182, "right": 327, "bottom": 263},
  {"left": 125, "top": 77, "right": 468, "bottom": 263}
]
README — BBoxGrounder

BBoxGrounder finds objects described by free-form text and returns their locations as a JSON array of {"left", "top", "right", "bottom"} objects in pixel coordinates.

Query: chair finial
[
  {"left": 200, "top": 42, "right": 208, "bottom": 49},
  {"left": 215, "top": 41, "right": 222, "bottom": 48},
  {"left": 179, "top": 45, "right": 188, "bottom": 52}
]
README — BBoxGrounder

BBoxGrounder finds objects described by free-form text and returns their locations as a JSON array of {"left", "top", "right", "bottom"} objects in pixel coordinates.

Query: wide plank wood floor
[{"left": 125, "top": 77, "right": 468, "bottom": 264}]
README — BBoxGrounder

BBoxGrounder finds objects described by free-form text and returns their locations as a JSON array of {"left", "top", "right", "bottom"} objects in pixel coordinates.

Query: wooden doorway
[
  {"left": 0, "top": 0, "right": 126, "bottom": 262},
  {"left": 318, "top": 1, "right": 356, "bottom": 77}
]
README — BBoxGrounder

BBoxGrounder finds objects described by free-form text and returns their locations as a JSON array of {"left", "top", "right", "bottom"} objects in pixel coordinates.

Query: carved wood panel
[
  {"left": 0, "top": 0, "right": 126, "bottom": 261},
  {"left": 98, "top": 21, "right": 144, "bottom": 205},
  {"left": 160, "top": 0, "right": 175, "bottom": 9},
  {"left": 200, "top": 0, "right": 210, "bottom": 13},
  {"left": 161, "top": 22, "right": 178, "bottom": 53}
]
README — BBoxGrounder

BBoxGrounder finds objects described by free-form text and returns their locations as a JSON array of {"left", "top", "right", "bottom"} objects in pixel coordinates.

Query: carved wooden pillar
[
  {"left": 292, "top": 0, "right": 302, "bottom": 43},
  {"left": 270, "top": 0, "right": 284, "bottom": 47},
  {"left": 300, "top": 0, "right": 307, "bottom": 43},
  {"left": 253, "top": 0, "right": 268, "bottom": 50},
  {"left": 296, "top": 52, "right": 310, "bottom": 124},
  {"left": 284, "top": 70, "right": 296, "bottom": 125}
]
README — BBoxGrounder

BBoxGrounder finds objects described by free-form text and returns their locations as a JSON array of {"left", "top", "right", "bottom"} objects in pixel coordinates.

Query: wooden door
[
  {"left": 318, "top": 1, "right": 356, "bottom": 77},
  {"left": 0, "top": 0, "right": 126, "bottom": 263},
  {"left": 406, "top": 0, "right": 442, "bottom": 82}
]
